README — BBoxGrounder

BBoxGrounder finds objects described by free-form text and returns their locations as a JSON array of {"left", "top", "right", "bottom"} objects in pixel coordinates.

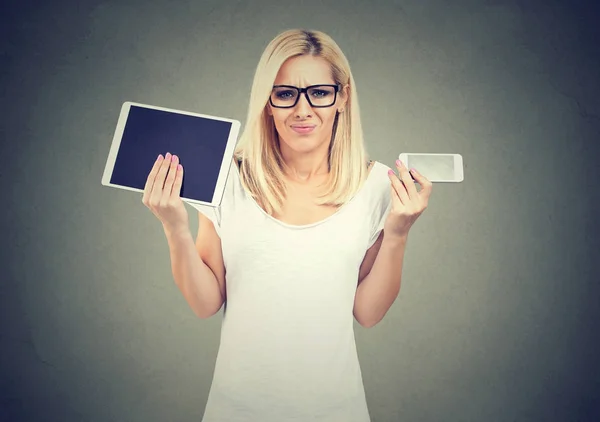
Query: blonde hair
[{"left": 233, "top": 29, "right": 370, "bottom": 216}]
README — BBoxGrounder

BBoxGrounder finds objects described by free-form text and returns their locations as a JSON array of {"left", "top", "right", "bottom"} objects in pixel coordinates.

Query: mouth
[{"left": 291, "top": 125, "right": 316, "bottom": 134}]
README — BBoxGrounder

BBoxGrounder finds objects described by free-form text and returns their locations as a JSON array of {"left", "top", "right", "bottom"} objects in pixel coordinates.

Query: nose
[{"left": 294, "top": 92, "right": 313, "bottom": 117}]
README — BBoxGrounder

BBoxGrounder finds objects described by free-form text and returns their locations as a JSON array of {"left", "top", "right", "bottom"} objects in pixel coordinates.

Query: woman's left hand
[{"left": 384, "top": 159, "right": 433, "bottom": 239}]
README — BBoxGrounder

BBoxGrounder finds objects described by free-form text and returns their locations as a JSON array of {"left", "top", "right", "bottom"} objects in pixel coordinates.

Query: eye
[
  {"left": 309, "top": 87, "right": 335, "bottom": 98},
  {"left": 275, "top": 89, "right": 295, "bottom": 99}
]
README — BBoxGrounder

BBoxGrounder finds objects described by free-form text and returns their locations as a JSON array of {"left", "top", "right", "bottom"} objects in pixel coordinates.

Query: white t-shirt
[{"left": 190, "top": 159, "right": 392, "bottom": 422}]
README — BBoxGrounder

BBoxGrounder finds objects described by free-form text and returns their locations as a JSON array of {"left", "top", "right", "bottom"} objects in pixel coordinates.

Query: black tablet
[{"left": 101, "top": 101, "right": 240, "bottom": 207}]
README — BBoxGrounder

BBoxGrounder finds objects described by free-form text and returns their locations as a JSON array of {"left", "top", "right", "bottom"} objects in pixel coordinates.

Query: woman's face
[{"left": 267, "top": 55, "right": 348, "bottom": 155}]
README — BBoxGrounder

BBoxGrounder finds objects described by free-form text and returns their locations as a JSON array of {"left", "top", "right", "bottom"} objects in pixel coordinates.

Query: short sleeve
[
  {"left": 187, "top": 202, "right": 222, "bottom": 238},
  {"left": 366, "top": 164, "right": 393, "bottom": 249},
  {"left": 185, "top": 158, "right": 237, "bottom": 238}
]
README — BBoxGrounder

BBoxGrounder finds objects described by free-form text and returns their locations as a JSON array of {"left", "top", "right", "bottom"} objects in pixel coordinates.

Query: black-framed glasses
[{"left": 270, "top": 84, "right": 340, "bottom": 108}]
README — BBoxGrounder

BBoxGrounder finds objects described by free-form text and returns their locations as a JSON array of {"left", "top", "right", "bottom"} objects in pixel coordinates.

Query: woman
[{"left": 142, "top": 29, "right": 432, "bottom": 422}]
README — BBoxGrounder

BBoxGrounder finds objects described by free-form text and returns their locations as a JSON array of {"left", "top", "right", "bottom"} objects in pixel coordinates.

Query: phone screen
[{"left": 405, "top": 154, "right": 455, "bottom": 181}]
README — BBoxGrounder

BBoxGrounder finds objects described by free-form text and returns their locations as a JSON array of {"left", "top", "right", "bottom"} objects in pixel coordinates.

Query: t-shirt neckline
[{"left": 231, "top": 159, "right": 381, "bottom": 229}]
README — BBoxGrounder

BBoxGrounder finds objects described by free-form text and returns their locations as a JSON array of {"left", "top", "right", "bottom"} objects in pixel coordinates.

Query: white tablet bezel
[
  {"left": 101, "top": 101, "right": 240, "bottom": 207},
  {"left": 398, "top": 153, "right": 464, "bottom": 183}
]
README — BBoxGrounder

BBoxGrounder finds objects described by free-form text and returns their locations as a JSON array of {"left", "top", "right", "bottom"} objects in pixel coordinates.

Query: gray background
[{"left": 2, "top": 0, "right": 599, "bottom": 421}]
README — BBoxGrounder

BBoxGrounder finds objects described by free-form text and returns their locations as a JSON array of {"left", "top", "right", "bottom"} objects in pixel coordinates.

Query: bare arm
[
  {"left": 164, "top": 223, "right": 225, "bottom": 319},
  {"left": 142, "top": 152, "right": 225, "bottom": 318},
  {"left": 353, "top": 160, "right": 431, "bottom": 328},
  {"left": 354, "top": 231, "right": 406, "bottom": 328}
]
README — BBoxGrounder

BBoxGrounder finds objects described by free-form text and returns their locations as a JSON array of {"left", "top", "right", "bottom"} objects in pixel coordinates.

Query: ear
[
  {"left": 266, "top": 103, "right": 273, "bottom": 116},
  {"left": 338, "top": 84, "right": 350, "bottom": 112}
]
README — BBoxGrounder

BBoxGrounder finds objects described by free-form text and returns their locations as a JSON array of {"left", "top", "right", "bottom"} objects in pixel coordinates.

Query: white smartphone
[{"left": 398, "top": 153, "right": 464, "bottom": 183}]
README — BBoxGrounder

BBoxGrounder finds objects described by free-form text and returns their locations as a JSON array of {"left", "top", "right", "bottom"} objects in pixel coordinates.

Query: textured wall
[{"left": 2, "top": 0, "right": 599, "bottom": 421}]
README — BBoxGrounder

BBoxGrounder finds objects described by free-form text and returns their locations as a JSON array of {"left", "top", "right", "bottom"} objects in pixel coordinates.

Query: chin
[{"left": 284, "top": 133, "right": 323, "bottom": 149}]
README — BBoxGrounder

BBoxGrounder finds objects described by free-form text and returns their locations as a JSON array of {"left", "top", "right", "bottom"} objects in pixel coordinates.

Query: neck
[
  {"left": 282, "top": 154, "right": 329, "bottom": 183},
  {"left": 279, "top": 138, "right": 331, "bottom": 183}
]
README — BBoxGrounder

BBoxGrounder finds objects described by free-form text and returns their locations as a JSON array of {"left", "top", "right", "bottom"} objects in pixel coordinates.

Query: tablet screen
[{"left": 105, "top": 104, "right": 238, "bottom": 206}]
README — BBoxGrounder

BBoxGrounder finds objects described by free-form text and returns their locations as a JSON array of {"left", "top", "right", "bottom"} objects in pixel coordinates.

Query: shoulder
[
  {"left": 369, "top": 160, "right": 392, "bottom": 174},
  {"left": 368, "top": 160, "right": 393, "bottom": 189},
  {"left": 366, "top": 160, "right": 392, "bottom": 206}
]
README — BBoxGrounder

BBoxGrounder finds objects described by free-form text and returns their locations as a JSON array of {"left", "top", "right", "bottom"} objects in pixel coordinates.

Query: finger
[
  {"left": 170, "top": 163, "right": 184, "bottom": 199},
  {"left": 142, "top": 154, "right": 163, "bottom": 205},
  {"left": 150, "top": 152, "right": 172, "bottom": 195},
  {"left": 390, "top": 184, "right": 403, "bottom": 210},
  {"left": 388, "top": 168, "right": 409, "bottom": 205},
  {"left": 396, "top": 160, "right": 418, "bottom": 199},
  {"left": 149, "top": 152, "right": 172, "bottom": 206},
  {"left": 410, "top": 167, "right": 433, "bottom": 202},
  {"left": 161, "top": 154, "right": 179, "bottom": 202}
]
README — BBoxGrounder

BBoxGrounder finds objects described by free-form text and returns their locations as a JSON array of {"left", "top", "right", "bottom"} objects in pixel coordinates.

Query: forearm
[
  {"left": 353, "top": 234, "right": 407, "bottom": 327},
  {"left": 164, "top": 228, "right": 223, "bottom": 318}
]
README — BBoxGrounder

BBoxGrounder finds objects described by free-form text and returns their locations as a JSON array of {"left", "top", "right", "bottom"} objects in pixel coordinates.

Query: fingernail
[
  {"left": 396, "top": 159, "right": 402, "bottom": 167},
  {"left": 172, "top": 155, "right": 177, "bottom": 162},
  {"left": 166, "top": 152, "right": 171, "bottom": 159},
  {"left": 388, "top": 169, "right": 394, "bottom": 175},
  {"left": 410, "top": 168, "right": 417, "bottom": 173},
  {"left": 157, "top": 154, "right": 163, "bottom": 160}
]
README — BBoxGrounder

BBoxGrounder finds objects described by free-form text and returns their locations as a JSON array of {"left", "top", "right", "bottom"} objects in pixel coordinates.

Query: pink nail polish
[
  {"left": 396, "top": 159, "right": 402, "bottom": 167},
  {"left": 172, "top": 155, "right": 177, "bottom": 162}
]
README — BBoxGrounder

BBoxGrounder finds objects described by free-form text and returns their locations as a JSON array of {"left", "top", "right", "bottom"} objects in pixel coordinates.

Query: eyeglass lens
[{"left": 271, "top": 86, "right": 337, "bottom": 107}]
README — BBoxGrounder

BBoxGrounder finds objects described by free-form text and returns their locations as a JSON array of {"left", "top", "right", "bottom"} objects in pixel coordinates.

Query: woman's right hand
[{"left": 142, "top": 152, "right": 189, "bottom": 236}]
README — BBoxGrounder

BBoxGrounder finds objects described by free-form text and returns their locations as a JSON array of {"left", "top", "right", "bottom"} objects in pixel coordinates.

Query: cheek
[
  {"left": 272, "top": 112, "right": 290, "bottom": 129},
  {"left": 321, "top": 111, "right": 338, "bottom": 128}
]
